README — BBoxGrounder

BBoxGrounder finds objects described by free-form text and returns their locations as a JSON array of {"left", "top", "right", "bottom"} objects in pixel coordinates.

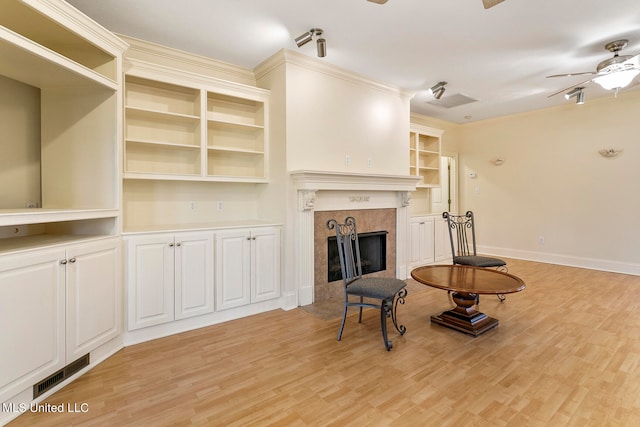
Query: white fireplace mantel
[
  {"left": 290, "top": 170, "right": 420, "bottom": 192},
  {"left": 291, "top": 170, "right": 420, "bottom": 307}
]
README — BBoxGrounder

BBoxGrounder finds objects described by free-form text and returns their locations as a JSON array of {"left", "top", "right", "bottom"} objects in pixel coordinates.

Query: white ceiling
[{"left": 67, "top": 0, "right": 640, "bottom": 123}]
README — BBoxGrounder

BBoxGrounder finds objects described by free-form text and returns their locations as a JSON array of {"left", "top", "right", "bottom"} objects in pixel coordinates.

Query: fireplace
[
  {"left": 314, "top": 209, "right": 397, "bottom": 302},
  {"left": 290, "top": 170, "right": 420, "bottom": 308},
  {"left": 327, "top": 230, "right": 387, "bottom": 282}
]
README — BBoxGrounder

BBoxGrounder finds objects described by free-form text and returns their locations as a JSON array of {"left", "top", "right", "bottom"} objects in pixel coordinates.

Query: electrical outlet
[
  {"left": 217, "top": 201, "right": 224, "bottom": 211},
  {"left": 367, "top": 158, "right": 373, "bottom": 168},
  {"left": 538, "top": 236, "right": 545, "bottom": 245},
  {"left": 25, "top": 201, "right": 38, "bottom": 208},
  {"left": 188, "top": 201, "right": 196, "bottom": 211},
  {"left": 345, "top": 154, "right": 351, "bottom": 166}
]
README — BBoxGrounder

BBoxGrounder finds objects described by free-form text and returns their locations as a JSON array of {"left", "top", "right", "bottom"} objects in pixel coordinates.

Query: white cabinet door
[
  {"left": 251, "top": 227, "right": 281, "bottom": 303},
  {"left": 174, "top": 232, "right": 214, "bottom": 320},
  {"left": 0, "top": 248, "right": 66, "bottom": 403},
  {"left": 409, "top": 216, "right": 435, "bottom": 269},
  {"left": 66, "top": 238, "right": 121, "bottom": 360},
  {"left": 434, "top": 216, "right": 453, "bottom": 263},
  {"left": 126, "top": 234, "right": 175, "bottom": 330},
  {"left": 215, "top": 229, "right": 251, "bottom": 310}
]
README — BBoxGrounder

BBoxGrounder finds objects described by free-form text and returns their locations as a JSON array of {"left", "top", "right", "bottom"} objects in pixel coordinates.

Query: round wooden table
[{"left": 411, "top": 265, "right": 525, "bottom": 336}]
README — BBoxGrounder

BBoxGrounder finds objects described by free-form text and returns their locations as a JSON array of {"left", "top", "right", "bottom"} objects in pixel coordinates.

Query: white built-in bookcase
[
  {"left": 0, "top": 0, "right": 126, "bottom": 247},
  {"left": 123, "top": 60, "right": 269, "bottom": 183}
]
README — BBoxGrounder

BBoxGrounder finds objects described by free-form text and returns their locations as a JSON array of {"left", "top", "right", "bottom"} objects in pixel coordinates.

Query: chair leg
[
  {"left": 358, "top": 296, "right": 364, "bottom": 323},
  {"left": 337, "top": 303, "right": 348, "bottom": 341},
  {"left": 380, "top": 299, "right": 392, "bottom": 351},
  {"left": 391, "top": 288, "right": 407, "bottom": 336}
]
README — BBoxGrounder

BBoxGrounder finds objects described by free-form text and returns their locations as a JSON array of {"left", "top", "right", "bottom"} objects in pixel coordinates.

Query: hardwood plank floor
[{"left": 8, "top": 259, "right": 640, "bottom": 426}]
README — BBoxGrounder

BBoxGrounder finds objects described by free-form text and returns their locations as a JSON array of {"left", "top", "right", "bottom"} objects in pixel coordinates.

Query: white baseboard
[{"left": 479, "top": 245, "right": 640, "bottom": 276}]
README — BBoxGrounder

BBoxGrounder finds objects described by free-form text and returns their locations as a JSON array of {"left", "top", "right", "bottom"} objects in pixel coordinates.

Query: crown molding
[
  {"left": 24, "top": 0, "right": 129, "bottom": 54},
  {"left": 255, "top": 49, "right": 414, "bottom": 100},
  {"left": 119, "top": 34, "right": 257, "bottom": 86},
  {"left": 124, "top": 57, "right": 269, "bottom": 100}
]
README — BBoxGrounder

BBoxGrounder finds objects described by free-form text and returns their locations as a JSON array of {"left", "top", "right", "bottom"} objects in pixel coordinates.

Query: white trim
[
  {"left": 479, "top": 245, "right": 640, "bottom": 276},
  {"left": 255, "top": 49, "right": 414, "bottom": 99},
  {"left": 290, "top": 170, "right": 420, "bottom": 192}
]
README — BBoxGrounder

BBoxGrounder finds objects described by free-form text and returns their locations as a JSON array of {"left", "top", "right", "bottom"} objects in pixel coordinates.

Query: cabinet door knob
[
  {"left": 176, "top": 242, "right": 181, "bottom": 247},
  {"left": 60, "top": 259, "right": 68, "bottom": 265},
  {"left": 169, "top": 243, "right": 174, "bottom": 247},
  {"left": 69, "top": 258, "right": 76, "bottom": 263}
]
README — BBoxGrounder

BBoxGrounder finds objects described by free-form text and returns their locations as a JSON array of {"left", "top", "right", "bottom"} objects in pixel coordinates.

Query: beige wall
[
  {"left": 0, "top": 76, "right": 40, "bottom": 209},
  {"left": 282, "top": 54, "right": 411, "bottom": 175},
  {"left": 453, "top": 90, "right": 640, "bottom": 272}
]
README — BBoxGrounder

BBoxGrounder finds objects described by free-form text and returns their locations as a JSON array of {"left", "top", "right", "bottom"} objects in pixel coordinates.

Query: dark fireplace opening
[{"left": 327, "top": 231, "right": 387, "bottom": 282}]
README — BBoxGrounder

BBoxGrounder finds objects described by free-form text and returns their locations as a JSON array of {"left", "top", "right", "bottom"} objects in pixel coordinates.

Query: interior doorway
[{"left": 431, "top": 153, "right": 458, "bottom": 214}]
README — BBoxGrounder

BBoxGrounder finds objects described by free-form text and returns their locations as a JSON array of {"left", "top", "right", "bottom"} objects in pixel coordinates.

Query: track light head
[
  {"left": 295, "top": 31, "right": 313, "bottom": 47},
  {"left": 429, "top": 81, "right": 447, "bottom": 99},
  {"left": 565, "top": 87, "right": 585, "bottom": 104},
  {"left": 317, "top": 37, "right": 326, "bottom": 57},
  {"left": 295, "top": 28, "right": 327, "bottom": 57}
]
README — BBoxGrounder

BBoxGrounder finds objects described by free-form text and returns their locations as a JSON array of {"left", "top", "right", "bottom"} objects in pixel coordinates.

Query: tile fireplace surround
[
  {"left": 315, "top": 208, "right": 397, "bottom": 302},
  {"left": 291, "top": 171, "right": 420, "bottom": 306}
]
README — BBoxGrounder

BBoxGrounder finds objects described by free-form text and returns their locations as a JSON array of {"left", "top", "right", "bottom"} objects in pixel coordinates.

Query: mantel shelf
[{"left": 291, "top": 170, "right": 421, "bottom": 192}]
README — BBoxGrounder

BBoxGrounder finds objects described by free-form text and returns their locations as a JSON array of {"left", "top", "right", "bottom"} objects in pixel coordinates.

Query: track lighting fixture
[
  {"left": 429, "top": 81, "right": 447, "bottom": 99},
  {"left": 565, "top": 87, "right": 585, "bottom": 104},
  {"left": 294, "top": 31, "right": 313, "bottom": 48},
  {"left": 295, "top": 28, "right": 327, "bottom": 58}
]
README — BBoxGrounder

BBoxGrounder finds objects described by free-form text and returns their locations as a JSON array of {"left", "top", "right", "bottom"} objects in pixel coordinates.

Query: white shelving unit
[
  {"left": 0, "top": 0, "right": 126, "bottom": 234},
  {"left": 409, "top": 125, "right": 443, "bottom": 188},
  {"left": 0, "top": 2, "right": 127, "bottom": 424},
  {"left": 123, "top": 61, "right": 269, "bottom": 183}
]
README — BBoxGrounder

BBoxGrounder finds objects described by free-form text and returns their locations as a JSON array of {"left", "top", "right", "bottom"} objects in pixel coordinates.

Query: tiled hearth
[
  {"left": 291, "top": 170, "right": 420, "bottom": 306},
  {"left": 314, "top": 208, "right": 397, "bottom": 302}
]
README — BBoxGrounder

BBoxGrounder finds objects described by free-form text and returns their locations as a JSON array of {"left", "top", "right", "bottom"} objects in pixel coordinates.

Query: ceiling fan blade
[
  {"left": 482, "top": 0, "right": 506, "bottom": 9},
  {"left": 546, "top": 71, "right": 595, "bottom": 78},
  {"left": 367, "top": 0, "right": 388, "bottom": 4},
  {"left": 623, "top": 53, "right": 639, "bottom": 67},
  {"left": 547, "top": 78, "right": 593, "bottom": 98}
]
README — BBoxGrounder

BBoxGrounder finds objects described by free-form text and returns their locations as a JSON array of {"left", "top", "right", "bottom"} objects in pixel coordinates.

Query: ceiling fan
[
  {"left": 548, "top": 39, "right": 640, "bottom": 97},
  {"left": 366, "top": 0, "right": 506, "bottom": 8}
]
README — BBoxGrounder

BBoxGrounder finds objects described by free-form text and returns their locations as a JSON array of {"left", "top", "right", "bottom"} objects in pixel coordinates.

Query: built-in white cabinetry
[
  {"left": 409, "top": 216, "right": 435, "bottom": 269},
  {"left": 409, "top": 125, "right": 443, "bottom": 188},
  {"left": 215, "top": 227, "right": 281, "bottom": 311},
  {"left": 125, "top": 232, "right": 214, "bottom": 330},
  {"left": 124, "top": 225, "right": 282, "bottom": 341},
  {"left": 65, "top": 238, "right": 121, "bottom": 360},
  {"left": 0, "top": 248, "right": 65, "bottom": 404},
  {"left": 0, "top": 2, "right": 125, "bottom": 423},
  {"left": 408, "top": 215, "right": 452, "bottom": 271},
  {"left": 123, "top": 60, "right": 269, "bottom": 183},
  {"left": 0, "top": 236, "right": 120, "bottom": 404},
  {"left": 434, "top": 215, "right": 452, "bottom": 263}
]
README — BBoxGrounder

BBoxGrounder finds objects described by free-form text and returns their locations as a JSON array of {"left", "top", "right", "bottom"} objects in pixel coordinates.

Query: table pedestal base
[{"left": 430, "top": 291, "right": 499, "bottom": 337}]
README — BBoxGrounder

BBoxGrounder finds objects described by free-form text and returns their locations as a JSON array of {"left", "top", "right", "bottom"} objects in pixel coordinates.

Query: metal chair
[
  {"left": 327, "top": 216, "right": 407, "bottom": 351},
  {"left": 442, "top": 211, "right": 508, "bottom": 302}
]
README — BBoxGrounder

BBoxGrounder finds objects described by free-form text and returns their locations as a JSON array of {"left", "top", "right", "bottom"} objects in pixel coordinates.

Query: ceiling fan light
[{"left": 593, "top": 69, "right": 640, "bottom": 90}]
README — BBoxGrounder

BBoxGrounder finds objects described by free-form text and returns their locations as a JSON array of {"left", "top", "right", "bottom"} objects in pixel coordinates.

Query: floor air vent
[{"left": 33, "top": 354, "right": 90, "bottom": 398}]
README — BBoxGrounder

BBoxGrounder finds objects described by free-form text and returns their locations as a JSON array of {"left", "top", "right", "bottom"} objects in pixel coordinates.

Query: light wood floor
[{"left": 8, "top": 259, "right": 640, "bottom": 426}]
